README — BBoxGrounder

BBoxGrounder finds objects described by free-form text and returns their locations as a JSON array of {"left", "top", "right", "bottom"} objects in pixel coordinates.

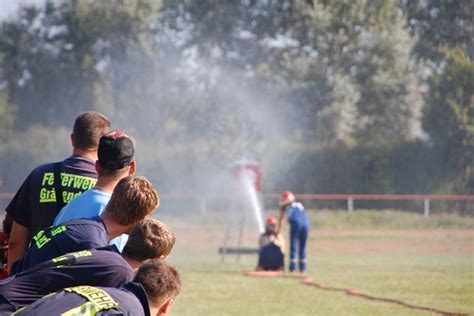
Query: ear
[
  {"left": 159, "top": 298, "right": 174, "bottom": 315},
  {"left": 129, "top": 161, "right": 136, "bottom": 175},
  {"left": 70, "top": 133, "right": 75, "bottom": 147},
  {"left": 95, "top": 160, "right": 101, "bottom": 173}
]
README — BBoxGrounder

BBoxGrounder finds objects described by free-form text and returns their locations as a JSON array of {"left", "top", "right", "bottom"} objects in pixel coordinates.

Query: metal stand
[{"left": 219, "top": 192, "right": 258, "bottom": 263}]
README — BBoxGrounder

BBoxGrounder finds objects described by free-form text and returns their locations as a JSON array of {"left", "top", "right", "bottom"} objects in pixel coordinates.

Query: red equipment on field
[
  {"left": 220, "top": 160, "right": 264, "bottom": 263},
  {"left": 234, "top": 161, "right": 262, "bottom": 193}
]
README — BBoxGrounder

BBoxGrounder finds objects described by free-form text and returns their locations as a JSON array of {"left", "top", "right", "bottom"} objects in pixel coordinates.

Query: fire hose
[{"left": 245, "top": 271, "right": 468, "bottom": 316}]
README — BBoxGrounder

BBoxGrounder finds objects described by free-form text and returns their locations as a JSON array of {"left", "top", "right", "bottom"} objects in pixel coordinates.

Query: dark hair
[
  {"left": 134, "top": 259, "right": 181, "bottom": 306},
  {"left": 122, "top": 218, "right": 175, "bottom": 261},
  {"left": 105, "top": 176, "right": 159, "bottom": 225},
  {"left": 265, "top": 223, "right": 276, "bottom": 235},
  {"left": 72, "top": 112, "right": 110, "bottom": 150},
  {"left": 97, "top": 165, "right": 131, "bottom": 178}
]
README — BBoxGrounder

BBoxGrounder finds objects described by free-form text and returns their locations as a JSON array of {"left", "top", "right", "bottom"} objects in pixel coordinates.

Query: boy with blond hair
[
  {"left": 10, "top": 176, "right": 159, "bottom": 275},
  {"left": 0, "top": 218, "right": 175, "bottom": 313}
]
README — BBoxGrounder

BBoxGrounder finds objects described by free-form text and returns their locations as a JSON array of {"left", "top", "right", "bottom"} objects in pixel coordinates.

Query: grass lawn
[{"left": 156, "top": 210, "right": 474, "bottom": 316}]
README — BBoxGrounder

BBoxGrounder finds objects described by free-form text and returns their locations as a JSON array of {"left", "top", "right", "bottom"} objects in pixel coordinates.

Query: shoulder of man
[
  {"left": 294, "top": 202, "right": 305, "bottom": 210},
  {"left": 24, "top": 162, "right": 56, "bottom": 181},
  {"left": 117, "top": 282, "right": 150, "bottom": 315},
  {"left": 54, "top": 247, "right": 133, "bottom": 286},
  {"left": 61, "top": 155, "right": 97, "bottom": 172},
  {"left": 63, "top": 217, "right": 108, "bottom": 238}
]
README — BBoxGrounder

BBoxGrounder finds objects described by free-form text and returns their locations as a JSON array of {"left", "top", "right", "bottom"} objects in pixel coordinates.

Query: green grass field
[{"left": 157, "top": 210, "right": 474, "bottom": 316}]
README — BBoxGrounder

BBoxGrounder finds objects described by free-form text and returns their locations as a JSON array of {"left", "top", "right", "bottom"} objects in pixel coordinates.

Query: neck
[
  {"left": 72, "top": 147, "right": 98, "bottom": 161},
  {"left": 94, "top": 177, "right": 122, "bottom": 194},
  {"left": 101, "top": 212, "right": 131, "bottom": 240},
  {"left": 122, "top": 255, "right": 143, "bottom": 272},
  {"left": 149, "top": 304, "right": 162, "bottom": 316}
]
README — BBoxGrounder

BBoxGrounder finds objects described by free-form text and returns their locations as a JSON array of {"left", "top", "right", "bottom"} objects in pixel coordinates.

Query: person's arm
[
  {"left": 276, "top": 206, "right": 285, "bottom": 234},
  {"left": 7, "top": 221, "right": 30, "bottom": 271},
  {"left": 258, "top": 234, "right": 265, "bottom": 248},
  {"left": 2, "top": 214, "right": 13, "bottom": 236},
  {"left": 275, "top": 233, "right": 286, "bottom": 252}
]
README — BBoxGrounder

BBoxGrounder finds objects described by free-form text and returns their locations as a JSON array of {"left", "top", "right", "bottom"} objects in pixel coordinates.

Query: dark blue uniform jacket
[
  {"left": 0, "top": 246, "right": 133, "bottom": 313},
  {"left": 10, "top": 217, "right": 108, "bottom": 275},
  {"left": 13, "top": 282, "right": 150, "bottom": 316}
]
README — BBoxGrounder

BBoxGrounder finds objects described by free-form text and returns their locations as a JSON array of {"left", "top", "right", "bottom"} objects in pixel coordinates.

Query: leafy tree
[
  {"left": 423, "top": 48, "right": 474, "bottom": 195},
  {"left": 0, "top": 3, "right": 95, "bottom": 128},
  {"left": 0, "top": 0, "right": 161, "bottom": 129},
  {"left": 400, "top": 0, "right": 474, "bottom": 62},
  {"left": 0, "top": 0, "right": 470, "bottom": 202},
  {"left": 158, "top": 0, "right": 423, "bottom": 147},
  {"left": 0, "top": 91, "right": 15, "bottom": 142}
]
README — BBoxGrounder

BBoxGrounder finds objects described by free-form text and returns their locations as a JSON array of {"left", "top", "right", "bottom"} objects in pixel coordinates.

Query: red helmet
[
  {"left": 279, "top": 190, "right": 295, "bottom": 207},
  {"left": 266, "top": 216, "right": 277, "bottom": 226}
]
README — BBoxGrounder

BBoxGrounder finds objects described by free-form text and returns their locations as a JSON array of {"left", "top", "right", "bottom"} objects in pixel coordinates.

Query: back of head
[
  {"left": 279, "top": 190, "right": 295, "bottom": 207},
  {"left": 265, "top": 215, "right": 277, "bottom": 234},
  {"left": 98, "top": 129, "right": 135, "bottom": 177},
  {"left": 105, "top": 176, "right": 159, "bottom": 225},
  {"left": 265, "top": 224, "right": 276, "bottom": 235},
  {"left": 73, "top": 112, "right": 110, "bottom": 151},
  {"left": 133, "top": 259, "right": 181, "bottom": 307},
  {"left": 122, "top": 218, "right": 175, "bottom": 261}
]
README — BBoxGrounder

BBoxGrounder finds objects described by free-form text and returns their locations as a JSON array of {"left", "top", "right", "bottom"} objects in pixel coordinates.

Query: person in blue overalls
[{"left": 277, "top": 191, "right": 310, "bottom": 273}]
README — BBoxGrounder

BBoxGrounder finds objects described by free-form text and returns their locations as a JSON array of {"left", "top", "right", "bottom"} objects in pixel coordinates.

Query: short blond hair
[
  {"left": 122, "top": 218, "right": 175, "bottom": 260},
  {"left": 105, "top": 176, "right": 159, "bottom": 225}
]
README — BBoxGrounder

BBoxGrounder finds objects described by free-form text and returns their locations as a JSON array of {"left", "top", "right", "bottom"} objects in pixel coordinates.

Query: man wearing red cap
[{"left": 277, "top": 191, "right": 310, "bottom": 272}]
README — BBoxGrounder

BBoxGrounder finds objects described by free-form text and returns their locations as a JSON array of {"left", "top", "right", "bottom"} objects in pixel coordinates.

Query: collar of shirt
[{"left": 123, "top": 282, "right": 151, "bottom": 316}]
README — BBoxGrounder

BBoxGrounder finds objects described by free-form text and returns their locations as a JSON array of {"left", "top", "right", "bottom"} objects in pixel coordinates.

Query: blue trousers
[{"left": 289, "top": 221, "right": 309, "bottom": 272}]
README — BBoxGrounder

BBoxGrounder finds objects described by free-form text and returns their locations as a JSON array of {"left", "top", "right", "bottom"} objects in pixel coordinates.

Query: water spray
[
  {"left": 234, "top": 160, "right": 264, "bottom": 234},
  {"left": 219, "top": 159, "right": 265, "bottom": 262},
  {"left": 240, "top": 171, "right": 265, "bottom": 233}
]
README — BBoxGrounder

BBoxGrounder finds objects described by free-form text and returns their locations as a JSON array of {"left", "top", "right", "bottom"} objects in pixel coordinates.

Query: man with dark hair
[
  {"left": 0, "top": 219, "right": 175, "bottom": 313},
  {"left": 5, "top": 112, "right": 110, "bottom": 271},
  {"left": 14, "top": 259, "right": 181, "bottom": 316},
  {"left": 54, "top": 130, "right": 136, "bottom": 251},
  {"left": 9, "top": 176, "right": 160, "bottom": 275},
  {"left": 133, "top": 259, "right": 182, "bottom": 315}
]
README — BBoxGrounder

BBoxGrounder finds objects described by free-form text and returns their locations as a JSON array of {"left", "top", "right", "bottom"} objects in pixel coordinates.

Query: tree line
[{"left": 0, "top": 0, "right": 472, "bottom": 212}]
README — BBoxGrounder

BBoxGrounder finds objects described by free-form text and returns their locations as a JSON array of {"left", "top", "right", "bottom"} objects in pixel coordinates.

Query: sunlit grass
[
  {"left": 314, "top": 209, "right": 474, "bottom": 229},
  {"left": 160, "top": 210, "right": 474, "bottom": 316}
]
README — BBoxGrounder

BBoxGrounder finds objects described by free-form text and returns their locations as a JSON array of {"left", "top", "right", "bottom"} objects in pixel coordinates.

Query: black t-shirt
[
  {"left": 258, "top": 243, "right": 285, "bottom": 271},
  {"left": 0, "top": 246, "right": 133, "bottom": 312},
  {"left": 5, "top": 155, "right": 97, "bottom": 237},
  {"left": 10, "top": 217, "right": 108, "bottom": 275},
  {"left": 14, "top": 282, "right": 150, "bottom": 316}
]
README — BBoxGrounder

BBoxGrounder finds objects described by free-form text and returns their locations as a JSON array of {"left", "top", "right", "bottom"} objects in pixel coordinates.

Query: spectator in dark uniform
[
  {"left": 14, "top": 259, "right": 182, "bottom": 316},
  {"left": 9, "top": 176, "right": 159, "bottom": 275},
  {"left": 0, "top": 219, "right": 175, "bottom": 313},
  {"left": 257, "top": 216, "right": 285, "bottom": 271},
  {"left": 5, "top": 112, "right": 110, "bottom": 271}
]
